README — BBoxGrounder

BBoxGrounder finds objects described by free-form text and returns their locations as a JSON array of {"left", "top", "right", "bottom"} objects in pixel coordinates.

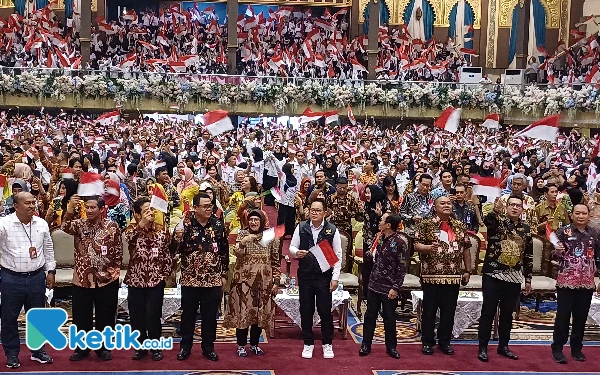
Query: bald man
[{"left": 0, "top": 192, "right": 56, "bottom": 368}]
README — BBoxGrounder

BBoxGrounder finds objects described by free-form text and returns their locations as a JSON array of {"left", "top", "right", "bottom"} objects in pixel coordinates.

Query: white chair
[
  {"left": 338, "top": 230, "right": 360, "bottom": 300},
  {"left": 521, "top": 235, "right": 556, "bottom": 315},
  {"left": 51, "top": 230, "right": 74, "bottom": 286},
  {"left": 462, "top": 233, "right": 482, "bottom": 290}
]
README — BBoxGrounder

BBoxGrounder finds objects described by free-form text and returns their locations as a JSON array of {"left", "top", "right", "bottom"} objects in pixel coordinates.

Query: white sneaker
[
  {"left": 301, "top": 345, "right": 314, "bottom": 359},
  {"left": 323, "top": 344, "right": 334, "bottom": 359}
]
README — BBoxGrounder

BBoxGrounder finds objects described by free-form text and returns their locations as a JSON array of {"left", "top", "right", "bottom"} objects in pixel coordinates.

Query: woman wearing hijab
[
  {"left": 250, "top": 147, "right": 265, "bottom": 188},
  {"left": 358, "top": 185, "right": 391, "bottom": 297},
  {"left": 104, "top": 178, "right": 127, "bottom": 229},
  {"left": 224, "top": 210, "right": 279, "bottom": 357},
  {"left": 276, "top": 163, "right": 298, "bottom": 236},
  {"left": 322, "top": 157, "right": 338, "bottom": 186},
  {"left": 294, "top": 177, "right": 312, "bottom": 224},
  {"left": 176, "top": 167, "right": 200, "bottom": 212},
  {"left": 529, "top": 177, "right": 546, "bottom": 203},
  {"left": 229, "top": 176, "right": 259, "bottom": 232}
]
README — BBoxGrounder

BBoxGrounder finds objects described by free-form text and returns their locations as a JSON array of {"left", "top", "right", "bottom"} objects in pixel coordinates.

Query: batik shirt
[
  {"left": 452, "top": 201, "right": 479, "bottom": 232},
  {"left": 329, "top": 190, "right": 359, "bottom": 235},
  {"left": 366, "top": 232, "right": 408, "bottom": 295},
  {"left": 553, "top": 224, "right": 600, "bottom": 290},
  {"left": 61, "top": 213, "right": 123, "bottom": 288},
  {"left": 399, "top": 191, "right": 433, "bottom": 236},
  {"left": 501, "top": 193, "right": 538, "bottom": 231},
  {"left": 482, "top": 211, "right": 533, "bottom": 284},
  {"left": 414, "top": 217, "right": 471, "bottom": 284},
  {"left": 174, "top": 213, "right": 229, "bottom": 287},
  {"left": 124, "top": 225, "right": 172, "bottom": 288}
]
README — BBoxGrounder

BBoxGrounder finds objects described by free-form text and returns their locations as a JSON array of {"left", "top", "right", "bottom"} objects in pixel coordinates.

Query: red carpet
[{"left": 10, "top": 342, "right": 600, "bottom": 374}]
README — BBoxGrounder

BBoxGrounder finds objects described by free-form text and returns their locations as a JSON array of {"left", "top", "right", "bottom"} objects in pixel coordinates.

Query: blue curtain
[
  {"left": 14, "top": 0, "right": 25, "bottom": 15},
  {"left": 37, "top": 0, "right": 48, "bottom": 10},
  {"left": 532, "top": 0, "right": 546, "bottom": 62},
  {"left": 508, "top": 5, "right": 519, "bottom": 66},
  {"left": 65, "top": 0, "right": 73, "bottom": 17},
  {"left": 402, "top": 0, "right": 435, "bottom": 41},
  {"left": 448, "top": 2, "right": 474, "bottom": 49},
  {"left": 363, "top": 0, "right": 390, "bottom": 35}
]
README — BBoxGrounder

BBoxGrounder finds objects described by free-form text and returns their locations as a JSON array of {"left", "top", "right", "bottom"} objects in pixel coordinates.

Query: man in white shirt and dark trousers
[
  {"left": 0, "top": 192, "right": 56, "bottom": 369},
  {"left": 289, "top": 198, "right": 342, "bottom": 360}
]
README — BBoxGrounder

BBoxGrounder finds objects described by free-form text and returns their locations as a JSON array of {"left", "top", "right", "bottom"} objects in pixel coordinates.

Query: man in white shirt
[
  {"left": 289, "top": 199, "right": 342, "bottom": 360},
  {"left": 221, "top": 154, "right": 238, "bottom": 186},
  {"left": 0, "top": 192, "right": 55, "bottom": 369},
  {"left": 291, "top": 150, "right": 315, "bottom": 183}
]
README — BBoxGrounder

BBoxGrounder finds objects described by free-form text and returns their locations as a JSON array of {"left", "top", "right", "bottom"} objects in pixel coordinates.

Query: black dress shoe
[
  {"left": 96, "top": 350, "right": 112, "bottom": 361},
  {"left": 552, "top": 351, "right": 567, "bottom": 364},
  {"left": 421, "top": 345, "right": 434, "bottom": 355},
  {"left": 571, "top": 352, "right": 586, "bottom": 362},
  {"left": 438, "top": 345, "right": 454, "bottom": 355},
  {"left": 202, "top": 351, "right": 219, "bottom": 361},
  {"left": 358, "top": 344, "right": 371, "bottom": 356},
  {"left": 497, "top": 346, "right": 518, "bottom": 360},
  {"left": 69, "top": 352, "right": 89, "bottom": 361},
  {"left": 177, "top": 349, "right": 191, "bottom": 361},
  {"left": 478, "top": 347, "right": 488, "bottom": 362},
  {"left": 151, "top": 350, "right": 163, "bottom": 361},
  {"left": 386, "top": 348, "right": 400, "bottom": 359},
  {"left": 132, "top": 350, "right": 148, "bottom": 360}
]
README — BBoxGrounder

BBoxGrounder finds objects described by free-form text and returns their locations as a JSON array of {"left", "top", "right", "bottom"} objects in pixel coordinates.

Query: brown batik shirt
[
  {"left": 414, "top": 217, "right": 471, "bottom": 284},
  {"left": 329, "top": 190, "right": 359, "bottom": 235},
  {"left": 61, "top": 212, "right": 123, "bottom": 288},
  {"left": 124, "top": 224, "right": 173, "bottom": 288}
]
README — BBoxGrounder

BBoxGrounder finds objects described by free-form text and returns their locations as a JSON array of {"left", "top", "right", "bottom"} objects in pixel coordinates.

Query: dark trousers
[
  {"left": 551, "top": 287, "right": 594, "bottom": 354},
  {"left": 236, "top": 324, "right": 262, "bottom": 346},
  {"left": 71, "top": 279, "right": 119, "bottom": 354},
  {"left": 180, "top": 286, "right": 221, "bottom": 353},
  {"left": 299, "top": 275, "right": 333, "bottom": 345},
  {"left": 277, "top": 204, "right": 297, "bottom": 235},
  {"left": 263, "top": 174, "right": 278, "bottom": 206},
  {"left": 127, "top": 281, "right": 165, "bottom": 346},
  {"left": 478, "top": 275, "right": 521, "bottom": 348},
  {"left": 421, "top": 283, "right": 459, "bottom": 347},
  {"left": 362, "top": 289, "right": 398, "bottom": 349},
  {"left": 0, "top": 268, "right": 46, "bottom": 358}
]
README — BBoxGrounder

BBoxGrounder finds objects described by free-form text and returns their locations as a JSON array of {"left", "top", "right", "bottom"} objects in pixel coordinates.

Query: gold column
[{"left": 486, "top": 0, "right": 499, "bottom": 67}]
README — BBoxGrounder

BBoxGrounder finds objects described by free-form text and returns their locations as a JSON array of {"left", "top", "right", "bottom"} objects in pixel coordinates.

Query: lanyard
[{"left": 21, "top": 222, "right": 33, "bottom": 247}]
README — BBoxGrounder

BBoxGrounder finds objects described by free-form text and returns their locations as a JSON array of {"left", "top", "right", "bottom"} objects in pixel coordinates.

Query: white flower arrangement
[{"left": 0, "top": 71, "right": 598, "bottom": 116}]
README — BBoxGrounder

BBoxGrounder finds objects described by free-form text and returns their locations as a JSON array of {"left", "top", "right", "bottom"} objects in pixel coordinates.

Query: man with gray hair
[
  {"left": 501, "top": 173, "right": 538, "bottom": 229},
  {"left": 0, "top": 192, "right": 56, "bottom": 369}
]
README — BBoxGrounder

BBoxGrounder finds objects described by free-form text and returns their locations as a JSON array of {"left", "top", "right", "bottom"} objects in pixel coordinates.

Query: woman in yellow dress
[{"left": 228, "top": 176, "right": 259, "bottom": 231}]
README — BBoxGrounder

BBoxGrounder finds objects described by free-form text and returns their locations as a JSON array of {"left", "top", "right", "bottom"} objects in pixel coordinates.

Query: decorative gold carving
[
  {"left": 498, "top": 0, "right": 519, "bottom": 27},
  {"left": 543, "top": 0, "right": 560, "bottom": 28},
  {"left": 559, "top": 0, "right": 570, "bottom": 43},
  {"left": 486, "top": 0, "right": 498, "bottom": 67},
  {"left": 92, "top": 0, "right": 97, "bottom": 12},
  {"left": 498, "top": 0, "right": 561, "bottom": 28}
]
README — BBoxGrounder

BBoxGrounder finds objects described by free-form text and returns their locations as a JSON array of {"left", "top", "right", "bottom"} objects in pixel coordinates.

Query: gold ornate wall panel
[
  {"left": 359, "top": 0, "right": 481, "bottom": 28},
  {"left": 498, "top": 0, "right": 562, "bottom": 28},
  {"left": 486, "top": 0, "right": 498, "bottom": 67},
  {"left": 559, "top": 0, "right": 570, "bottom": 42}
]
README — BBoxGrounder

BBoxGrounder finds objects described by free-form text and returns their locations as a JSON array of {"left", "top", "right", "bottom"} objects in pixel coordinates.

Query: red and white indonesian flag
[
  {"left": 201, "top": 110, "right": 234, "bottom": 136},
  {"left": 347, "top": 104, "right": 356, "bottom": 125},
  {"left": 77, "top": 172, "right": 105, "bottom": 196},
  {"left": 470, "top": 175, "right": 502, "bottom": 200},
  {"left": 309, "top": 240, "right": 339, "bottom": 272},
  {"left": 61, "top": 167, "right": 74, "bottom": 180},
  {"left": 586, "top": 65, "right": 600, "bottom": 85},
  {"left": 438, "top": 221, "right": 456, "bottom": 245},
  {"left": 299, "top": 107, "right": 339, "bottom": 124},
  {"left": 481, "top": 113, "right": 500, "bottom": 129},
  {"left": 259, "top": 224, "right": 286, "bottom": 246},
  {"left": 97, "top": 110, "right": 120, "bottom": 125},
  {"left": 546, "top": 222, "right": 560, "bottom": 248},
  {"left": 434, "top": 107, "right": 462, "bottom": 134},
  {"left": 150, "top": 184, "right": 169, "bottom": 213},
  {"left": 515, "top": 114, "right": 560, "bottom": 142},
  {"left": 268, "top": 186, "right": 282, "bottom": 200}
]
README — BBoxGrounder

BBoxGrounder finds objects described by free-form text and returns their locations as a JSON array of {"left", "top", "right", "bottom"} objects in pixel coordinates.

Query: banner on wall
[{"left": 182, "top": 2, "right": 227, "bottom": 24}]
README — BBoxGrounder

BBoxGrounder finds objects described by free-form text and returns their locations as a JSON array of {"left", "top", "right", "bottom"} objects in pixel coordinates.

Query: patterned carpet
[
  {"left": 6, "top": 293, "right": 600, "bottom": 345},
  {"left": 374, "top": 372, "right": 600, "bottom": 375}
]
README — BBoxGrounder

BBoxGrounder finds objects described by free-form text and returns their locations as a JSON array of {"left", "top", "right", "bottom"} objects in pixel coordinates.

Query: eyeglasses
[
  {"left": 197, "top": 204, "right": 213, "bottom": 210},
  {"left": 507, "top": 203, "right": 522, "bottom": 209},
  {"left": 310, "top": 209, "right": 323, "bottom": 213}
]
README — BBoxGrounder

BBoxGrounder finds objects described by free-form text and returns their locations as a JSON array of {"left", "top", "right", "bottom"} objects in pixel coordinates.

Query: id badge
[
  {"left": 29, "top": 246, "right": 38, "bottom": 259},
  {"left": 521, "top": 212, "right": 527, "bottom": 221},
  {"left": 452, "top": 242, "right": 459, "bottom": 252},
  {"left": 212, "top": 242, "right": 219, "bottom": 253},
  {"left": 152, "top": 247, "right": 159, "bottom": 258},
  {"left": 101, "top": 245, "right": 108, "bottom": 256}
]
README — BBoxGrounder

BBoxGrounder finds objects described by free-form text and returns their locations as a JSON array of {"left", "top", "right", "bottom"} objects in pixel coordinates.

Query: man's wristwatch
[{"left": 47, "top": 270, "right": 56, "bottom": 275}]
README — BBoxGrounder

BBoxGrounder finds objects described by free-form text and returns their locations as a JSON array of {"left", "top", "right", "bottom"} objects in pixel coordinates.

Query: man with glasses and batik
[{"left": 172, "top": 192, "right": 228, "bottom": 362}]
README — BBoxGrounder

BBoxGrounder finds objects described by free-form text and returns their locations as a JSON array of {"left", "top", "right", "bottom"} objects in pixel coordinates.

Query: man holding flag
[{"left": 289, "top": 198, "right": 343, "bottom": 360}]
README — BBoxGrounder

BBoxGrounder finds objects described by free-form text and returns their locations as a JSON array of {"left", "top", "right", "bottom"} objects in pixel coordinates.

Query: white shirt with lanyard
[{"left": 0, "top": 213, "right": 55, "bottom": 273}]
